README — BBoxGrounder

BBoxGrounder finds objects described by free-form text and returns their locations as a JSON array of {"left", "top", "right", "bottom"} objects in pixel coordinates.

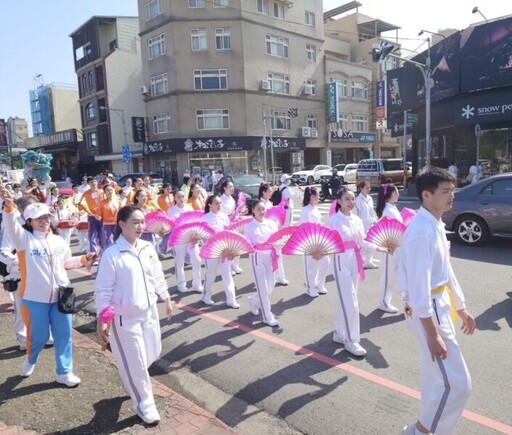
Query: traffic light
[{"left": 369, "top": 42, "right": 395, "bottom": 62}]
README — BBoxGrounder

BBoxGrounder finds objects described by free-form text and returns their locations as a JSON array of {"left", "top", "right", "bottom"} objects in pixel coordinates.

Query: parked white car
[
  {"left": 291, "top": 164, "right": 332, "bottom": 185},
  {"left": 319, "top": 163, "right": 358, "bottom": 185}
]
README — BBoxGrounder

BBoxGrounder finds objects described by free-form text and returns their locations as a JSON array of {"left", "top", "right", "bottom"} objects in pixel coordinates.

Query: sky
[{"left": 1, "top": 0, "right": 510, "bottom": 135}]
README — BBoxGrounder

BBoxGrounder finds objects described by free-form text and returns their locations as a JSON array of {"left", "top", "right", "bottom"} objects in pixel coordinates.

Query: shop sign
[
  {"left": 329, "top": 130, "right": 375, "bottom": 144},
  {"left": 325, "top": 82, "right": 339, "bottom": 123}
]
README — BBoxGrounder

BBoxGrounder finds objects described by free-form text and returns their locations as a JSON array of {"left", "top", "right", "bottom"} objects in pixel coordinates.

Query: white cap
[
  {"left": 23, "top": 203, "right": 52, "bottom": 221},
  {"left": 280, "top": 174, "right": 291, "bottom": 183}
]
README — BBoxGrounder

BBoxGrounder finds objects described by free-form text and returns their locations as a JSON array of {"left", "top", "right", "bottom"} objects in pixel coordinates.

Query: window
[
  {"left": 267, "top": 73, "right": 289, "bottom": 94},
  {"left": 194, "top": 69, "right": 228, "bottom": 90},
  {"left": 196, "top": 109, "right": 230, "bottom": 130},
  {"left": 352, "top": 81, "right": 368, "bottom": 100},
  {"left": 266, "top": 34, "right": 288, "bottom": 58},
  {"left": 337, "top": 80, "right": 348, "bottom": 98},
  {"left": 338, "top": 113, "right": 348, "bottom": 130},
  {"left": 188, "top": 0, "right": 204, "bottom": 7},
  {"left": 271, "top": 110, "right": 290, "bottom": 130},
  {"left": 190, "top": 28, "right": 207, "bottom": 51},
  {"left": 215, "top": 28, "right": 231, "bottom": 50},
  {"left": 486, "top": 179, "right": 512, "bottom": 197},
  {"left": 81, "top": 74, "right": 87, "bottom": 92},
  {"left": 352, "top": 114, "right": 369, "bottom": 131},
  {"left": 305, "top": 79, "right": 317, "bottom": 95},
  {"left": 85, "top": 103, "right": 95, "bottom": 120},
  {"left": 213, "top": 0, "right": 228, "bottom": 6},
  {"left": 306, "top": 44, "right": 316, "bottom": 62},
  {"left": 273, "top": 1, "right": 284, "bottom": 19},
  {"left": 305, "top": 11, "right": 315, "bottom": 26},
  {"left": 306, "top": 114, "right": 317, "bottom": 129},
  {"left": 257, "top": 0, "right": 269, "bottom": 14},
  {"left": 87, "top": 71, "right": 94, "bottom": 88},
  {"left": 87, "top": 132, "right": 97, "bottom": 148},
  {"left": 153, "top": 113, "right": 171, "bottom": 134},
  {"left": 150, "top": 73, "right": 168, "bottom": 96},
  {"left": 145, "top": 0, "right": 161, "bottom": 20},
  {"left": 148, "top": 33, "right": 165, "bottom": 59},
  {"left": 75, "top": 42, "right": 92, "bottom": 61}
]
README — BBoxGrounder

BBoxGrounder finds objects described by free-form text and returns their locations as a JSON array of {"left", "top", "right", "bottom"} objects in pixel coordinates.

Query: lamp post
[
  {"left": 472, "top": 6, "right": 488, "bottom": 22},
  {"left": 99, "top": 106, "right": 130, "bottom": 171}
]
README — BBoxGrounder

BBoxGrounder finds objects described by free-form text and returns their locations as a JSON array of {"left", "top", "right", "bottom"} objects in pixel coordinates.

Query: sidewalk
[{"left": 0, "top": 291, "right": 238, "bottom": 435}]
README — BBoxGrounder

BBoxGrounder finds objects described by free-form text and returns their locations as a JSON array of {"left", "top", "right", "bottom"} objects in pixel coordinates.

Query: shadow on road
[
  {"left": 448, "top": 233, "right": 512, "bottom": 267},
  {"left": 475, "top": 291, "right": 512, "bottom": 331}
]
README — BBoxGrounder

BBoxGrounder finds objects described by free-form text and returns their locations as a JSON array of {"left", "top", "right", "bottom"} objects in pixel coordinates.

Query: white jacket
[
  {"left": 95, "top": 235, "right": 170, "bottom": 317},
  {"left": 2, "top": 209, "right": 84, "bottom": 303}
]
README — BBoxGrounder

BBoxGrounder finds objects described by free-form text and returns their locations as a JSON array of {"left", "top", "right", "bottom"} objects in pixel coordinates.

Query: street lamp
[
  {"left": 472, "top": 6, "right": 488, "bottom": 22},
  {"left": 418, "top": 29, "right": 446, "bottom": 40}
]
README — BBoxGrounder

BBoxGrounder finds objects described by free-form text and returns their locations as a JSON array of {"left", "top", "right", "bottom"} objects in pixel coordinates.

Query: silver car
[{"left": 443, "top": 174, "right": 512, "bottom": 246}]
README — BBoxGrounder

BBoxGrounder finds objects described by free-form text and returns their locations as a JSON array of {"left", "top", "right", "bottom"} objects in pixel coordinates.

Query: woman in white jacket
[
  {"left": 375, "top": 183, "right": 402, "bottom": 314},
  {"left": 354, "top": 180, "right": 378, "bottom": 268},
  {"left": 200, "top": 195, "right": 239, "bottom": 308},
  {"left": 1, "top": 191, "right": 90, "bottom": 387},
  {"left": 95, "top": 205, "right": 173, "bottom": 425},
  {"left": 299, "top": 187, "right": 330, "bottom": 297}
]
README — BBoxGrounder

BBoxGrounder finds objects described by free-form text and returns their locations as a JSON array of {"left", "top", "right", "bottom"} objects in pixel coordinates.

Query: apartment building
[
  {"left": 138, "top": 0, "right": 326, "bottom": 181},
  {"left": 70, "top": 16, "right": 144, "bottom": 177}
]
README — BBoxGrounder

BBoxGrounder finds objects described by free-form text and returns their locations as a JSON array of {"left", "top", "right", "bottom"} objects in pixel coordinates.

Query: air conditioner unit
[
  {"left": 260, "top": 80, "right": 271, "bottom": 91},
  {"left": 303, "top": 84, "right": 314, "bottom": 95},
  {"left": 140, "top": 85, "right": 149, "bottom": 95},
  {"left": 310, "top": 128, "right": 318, "bottom": 138},
  {"left": 301, "top": 126, "right": 311, "bottom": 137}
]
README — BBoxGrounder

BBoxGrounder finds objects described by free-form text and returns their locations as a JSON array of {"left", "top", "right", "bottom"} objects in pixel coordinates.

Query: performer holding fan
[
  {"left": 298, "top": 187, "right": 330, "bottom": 297},
  {"left": 244, "top": 200, "right": 280, "bottom": 327},
  {"left": 327, "top": 186, "right": 390, "bottom": 357},
  {"left": 200, "top": 195, "right": 240, "bottom": 308}
]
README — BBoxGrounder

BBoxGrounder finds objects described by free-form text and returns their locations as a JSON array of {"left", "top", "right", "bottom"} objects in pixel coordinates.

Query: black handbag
[{"left": 58, "top": 286, "right": 76, "bottom": 314}]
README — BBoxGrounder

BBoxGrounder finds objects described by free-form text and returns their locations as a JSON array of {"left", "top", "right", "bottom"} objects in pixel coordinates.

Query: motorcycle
[{"left": 319, "top": 176, "right": 342, "bottom": 202}]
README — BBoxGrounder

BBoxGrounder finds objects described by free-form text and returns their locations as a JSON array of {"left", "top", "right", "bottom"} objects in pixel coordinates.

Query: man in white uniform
[{"left": 399, "top": 167, "right": 475, "bottom": 435}]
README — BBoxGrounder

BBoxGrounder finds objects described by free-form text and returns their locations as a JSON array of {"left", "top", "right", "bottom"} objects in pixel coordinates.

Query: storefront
[
  {"left": 328, "top": 129, "right": 376, "bottom": 164},
  {"left": 144, "top": 135, "right": 306, "bottom": 181}
]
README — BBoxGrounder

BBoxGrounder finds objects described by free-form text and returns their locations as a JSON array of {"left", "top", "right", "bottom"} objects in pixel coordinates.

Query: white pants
[
  {"left": 231, "top": 255, "right": 241, "bottom": 271},
  {"left": 9, "top": 290, "right": 26, "bottom": 346},
  {"left": 332, "top": 252, "right": 361, "bottom": 343},
  {"left": 77, "top": 230, "right": 88, "bottom": 252},
  {"left": 174, "top": 243, "right": 202, "bottom": 292},
  {"left": 110, "top": 304, "right": 161, "bottom": 418},
  {"left": 378, "top": 250, "right": 400, "bottom": 308},
  {"left": 203, "top": 258, "right": 236, "bottom": 304},
  {"left": 284, "top": 208, "right": 293, "bottom": 227},
  {"left": 58, "top": 228, "right": 73, "bottom": 246},
  {"left": 275, "top": 248, "right": 287, "bottom": 283},
  {"left": 304, "top": 255, "right": 330, "bottom": 293},
  {"left": 362, "top": 225, "right": 374, "bottom": 266},
  {"left": 249, "top": 251, "right": 275, "bottom": 322},
  {"left": 406, "top": 292, "right": 471, "bottom": 434}
]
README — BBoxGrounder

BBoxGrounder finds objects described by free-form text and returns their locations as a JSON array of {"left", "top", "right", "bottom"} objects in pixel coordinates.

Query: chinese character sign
[{"left": 325, "top": 82, "right": 339, "bottom": 124}]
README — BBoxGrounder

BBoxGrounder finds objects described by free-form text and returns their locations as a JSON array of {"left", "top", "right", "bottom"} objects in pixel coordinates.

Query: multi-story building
[
  {"left": 70, "top": 16, "right": 143, "bottom": 177},
  {"left": 138, "top": 0, "right": 326, "bottom": 183},
  {"left": 26, "top": 79, "right": 82, "bottom": 180},
  {"left": 324, "top": 6, "right": 402, "bottom": 159},
  {"left": 6, "top": 116, "right": 28, "bottom": 146}
]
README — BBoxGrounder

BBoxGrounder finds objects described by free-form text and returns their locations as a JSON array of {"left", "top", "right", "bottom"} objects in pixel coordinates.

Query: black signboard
[{"left": 132, "top": 117, "right": 146, "bottom": 143}]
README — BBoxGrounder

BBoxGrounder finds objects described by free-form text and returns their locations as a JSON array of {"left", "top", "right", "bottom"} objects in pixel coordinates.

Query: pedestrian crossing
[{"left": 290, "top": 201, "right": 334, "bottom": 225}]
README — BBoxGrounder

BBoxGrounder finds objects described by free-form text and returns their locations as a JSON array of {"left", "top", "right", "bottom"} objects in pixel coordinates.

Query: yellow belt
[{"left": 431, "top": 285, "right": 458, "bottom": 323}]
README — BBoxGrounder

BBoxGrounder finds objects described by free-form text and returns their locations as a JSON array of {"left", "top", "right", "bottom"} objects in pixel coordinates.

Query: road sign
[
  {"left": 407, "top": 113, "right": 419, "bottom": 124},
  {"left": 376, "top": 119, "right": 387, "bottom": 130},
  {"left": 122, "top": 145, "right": 131, "bottom": 163},
  {"left": 474, "top": 123, "right": 481, "bottom": 138}
]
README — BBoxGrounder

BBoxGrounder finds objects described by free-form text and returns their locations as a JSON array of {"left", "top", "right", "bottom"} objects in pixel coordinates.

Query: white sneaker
[
  {"left": 276, "top": 278, "right": 289, "bottom": 285},
  {"left": 177, "top": 287, "right": 189, "bottom": 294},
  {"left": 190, "top": 286, "right": 204, "bottom": 293},
  {"left": 231, "top": 270, "right": 236, "bottom": 276},
  {"left": 202, "top": 295, "right": 214, "bottom": 305},
  {"left": 232, "top": 266, "right": 243, "bottom": 274},
  {"left": 21, "top": 358, "right": 35, "bottom": 377},
  {"left": 378, "top": 304, "right": 399, "bottom": 314},
  {"left": 19, "top": 342, "right": 27, "bottom": 351},
  {"left": 402, "top": 424, "right": 416, "bottom": 435},
  {"left": 345, "top": 341, "right": 367, "bottom": 357},
  {"left": 317, "top": 287, "right": 328, "bottom": 295},
  {"left": 364, "top": 263, "right": 379, "bottom": 270},
  {"left": 249, "top": 297, "right": 260, "bottom": 316},
  {"left": 263, "top": 316, "right": 279, "bottom": 327},
  {"left": 56, "top": 373, "right": 81, "bottom": 387},
  {"left": 332, "top": 331, "right": 346, "bottom": 344},
  {"left": 305, "top": 288, "right": 319, "bottom": 298},
  {"left": 138, "top": 409, "right": 161, "bottom": 425},
  {"left": 226, "top": 301, "right": 240, "bottom": 309}
]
